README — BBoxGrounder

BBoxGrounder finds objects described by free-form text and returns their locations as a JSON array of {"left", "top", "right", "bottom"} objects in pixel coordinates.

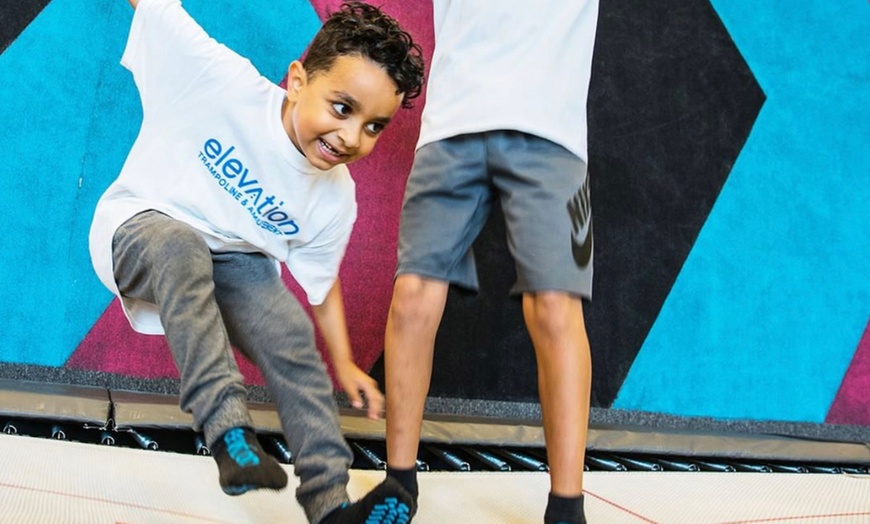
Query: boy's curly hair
[{"left": 303, "top": 2, "right": 424, "bottom": 108}]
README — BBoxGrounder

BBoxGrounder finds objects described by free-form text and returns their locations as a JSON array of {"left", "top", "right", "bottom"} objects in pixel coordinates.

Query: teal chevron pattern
[{"left": 615, "top": 0, "right": 870, "bottom": 422}]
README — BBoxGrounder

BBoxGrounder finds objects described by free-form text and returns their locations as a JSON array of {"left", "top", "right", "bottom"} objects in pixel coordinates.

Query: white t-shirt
[
  {"left": 417, "top": 0, "right": 599, "bottom": 162},
  {"left": 89, "top": 0, "right": 356, "bottom": 335}
]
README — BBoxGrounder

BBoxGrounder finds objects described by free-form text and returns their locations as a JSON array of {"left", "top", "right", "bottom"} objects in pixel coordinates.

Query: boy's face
[{"left": 283, "top": 55, "right": 404, "bottom": 170}]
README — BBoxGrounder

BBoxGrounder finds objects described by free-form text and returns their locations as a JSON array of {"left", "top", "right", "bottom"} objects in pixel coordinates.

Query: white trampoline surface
[{"left": 1, "top": 433, "right": 869, "bottom": 523}]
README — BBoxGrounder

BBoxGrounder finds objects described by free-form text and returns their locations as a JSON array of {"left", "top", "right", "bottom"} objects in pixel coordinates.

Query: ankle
[
  {"left": 544, "top": 492, "right": 585, "bottom": 524},
  {"left": 387, "top": 465, "right": 418, "bottom": 500}
]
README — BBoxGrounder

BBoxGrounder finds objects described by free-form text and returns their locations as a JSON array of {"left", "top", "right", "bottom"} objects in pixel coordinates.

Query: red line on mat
[
  {"left": 713, "top": 512, "right": 870, "bottom": 524},
  {"left": 0, "top": 481, "right": 240, "bottom": 524},
  {"left": 583, "top": 489, "right": 660, "bottom": 523}
]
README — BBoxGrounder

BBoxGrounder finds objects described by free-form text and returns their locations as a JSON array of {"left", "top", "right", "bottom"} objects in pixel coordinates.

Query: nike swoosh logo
[{"left": 571, "top": 215, "right": 593, "bottom": 269}]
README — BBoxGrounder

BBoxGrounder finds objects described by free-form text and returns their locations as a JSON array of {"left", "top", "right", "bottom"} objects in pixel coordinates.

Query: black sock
[
  {"left": 210, "top": 427, "right": 288, "bottom": 496},
  {"left": 320, "top": 477, "right": 416, "bottom": 524},
  {"left": 387, "top": 465, "right": 418, "bottom": 500},
  {"left": 544, "top": 493, "right": 586, "bottom": 524}
]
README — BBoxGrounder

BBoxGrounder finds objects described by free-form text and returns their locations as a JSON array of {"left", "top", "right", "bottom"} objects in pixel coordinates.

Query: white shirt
[
  {"left": 417, "top": 0, "right": 599, "bottom": 162},
  {"left": 89, "top": 0, "right": 356, "bottom": 334}
]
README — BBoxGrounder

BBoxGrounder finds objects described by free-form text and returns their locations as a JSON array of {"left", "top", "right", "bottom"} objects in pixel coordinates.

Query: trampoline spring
[
  {"left": 426, "top": 445, "right": 470, "bottom": 472},
  {"left": 415, "top": 459, "right": 430, "bottom": 472},
  {"left": 768, "top": 463, "right": 809, "bottom": 474},
  {"left": 604, "top": 454, "right": 662, "bottom": 472},
  {"left": 523, "top": 448, "right": 549, "bottom": 462},
  {"left": 350, "top": 442, "right": 386, "bottom": 470},
  {"left": 493, "top": 449, "right": 548, "bottom": 472},
  {"left": 100, "top": 431, "right": 115, "bottom": 446},
  {"left": 194, "top": 434, "right": 210, "bottom": 456},
  {"left": 267, "top": 436, "right": 293, "bottom": 464},
  {"left": 50, "top": 425, "right": 66, "bottom": 440},
  {"left": 805, "top": 464, "right": 843, "bottom": 474},
  {"left": 729, "top": 462, "right": 772, "bottom": 473},
  {"left": 692, "top": 460, "right": 736, "bottom": 473},
  {"left": 585, "top": 454, "right": 627, "bottom": 472},
  {"left": 461, "top": 446, "right": 511, "bottom": 471},
  {"left": 2, "top": 422, "right": 17, "bottom": 435},
  {"left": 129, "top": 429, "right": 158, "bottom": 451},
  {"left": 654, "top": 457, "right": 699, "bottom": 472}
]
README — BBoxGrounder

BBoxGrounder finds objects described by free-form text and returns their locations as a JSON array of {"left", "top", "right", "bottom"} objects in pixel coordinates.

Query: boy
[
  {"left": 88, "top": 1, "right": 424, "bottom": 523},
  {"left": 380, "top": 0, "right": 598, "bottom": 523}
]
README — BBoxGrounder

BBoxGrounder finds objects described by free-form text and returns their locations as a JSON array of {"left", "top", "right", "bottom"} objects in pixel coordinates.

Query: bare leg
[
  {"left": 384, "top": 274, "right": 449, "bottom": 469},
  {"left": 523, "top": 291, "right": 591, "bottom": 496}
]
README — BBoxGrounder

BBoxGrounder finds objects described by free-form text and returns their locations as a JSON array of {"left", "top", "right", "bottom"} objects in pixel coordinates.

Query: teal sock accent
[
  {"left": 211, "top": 427, "right": 287, "bottom": 496},
  {"left": 223, "top": 427, "right": 260, "bottom": 467},
  {"left": 320, "top": 478, "right": 415, "bottom": 524}
]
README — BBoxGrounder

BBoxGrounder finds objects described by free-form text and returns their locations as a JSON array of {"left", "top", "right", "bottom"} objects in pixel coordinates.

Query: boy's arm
[
  {"left": 128, "top": 0, "right": 138, "bottom": 8},
  {"left": 311, "top": 277, "right": 384, "bottom": 420}
]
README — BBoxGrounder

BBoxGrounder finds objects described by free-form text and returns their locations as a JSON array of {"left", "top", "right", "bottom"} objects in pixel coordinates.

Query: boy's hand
[
  {"left": 311, "top": 279, "right": 384, "bottom": 418},
  {"left": 334, "top": 359, "right": 385, "bottom": 420}
]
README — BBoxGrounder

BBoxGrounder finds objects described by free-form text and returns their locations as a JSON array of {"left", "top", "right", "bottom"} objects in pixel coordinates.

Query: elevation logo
[{"left": 199, "top": 137, "right": 300, "bottom": 236}]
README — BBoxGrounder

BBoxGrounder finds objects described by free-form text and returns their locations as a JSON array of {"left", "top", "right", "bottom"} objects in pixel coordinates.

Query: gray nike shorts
[{"left": 396, "top": 131, "right": 593, "bottom": 299}]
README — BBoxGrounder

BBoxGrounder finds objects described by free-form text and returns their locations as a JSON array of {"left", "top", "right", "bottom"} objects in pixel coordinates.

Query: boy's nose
[{"left": 338, "top": 125, "right": 360, "bottom": 150}]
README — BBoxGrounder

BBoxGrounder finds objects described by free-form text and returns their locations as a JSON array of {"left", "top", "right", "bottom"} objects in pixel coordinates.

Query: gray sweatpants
[{"left": 112, "top": 210, "right": 353, "bottom": 524}]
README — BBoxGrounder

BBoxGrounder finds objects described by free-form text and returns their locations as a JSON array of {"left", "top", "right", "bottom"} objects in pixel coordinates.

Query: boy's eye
[
  {"left": 332, "top": 102, "right": 351, "bottom": 116},
  {"left": 365, "top": 122, "right": 384, "bottom": 134}
]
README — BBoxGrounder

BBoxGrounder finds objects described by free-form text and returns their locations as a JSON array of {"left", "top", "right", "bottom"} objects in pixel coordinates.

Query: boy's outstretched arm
[{"left": 311, "top": 278, "right": 385, "bottom": 420}]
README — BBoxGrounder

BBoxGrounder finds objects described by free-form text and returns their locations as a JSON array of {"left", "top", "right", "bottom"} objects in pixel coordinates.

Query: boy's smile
[{"left": 282, "top": 55, "right": 404, "bottom": 170}]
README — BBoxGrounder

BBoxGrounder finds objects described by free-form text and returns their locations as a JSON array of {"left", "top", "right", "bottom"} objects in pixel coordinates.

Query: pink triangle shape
[{"left": 826, "top": 319, "right": 870, "bottom": 425}]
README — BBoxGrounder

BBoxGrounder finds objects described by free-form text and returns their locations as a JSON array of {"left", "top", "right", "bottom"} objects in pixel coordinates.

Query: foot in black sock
[
  {"left": 320, "top": 477, "right": 416, "bottom": 524},
  {"left": 544, "top": 493, "right": 586, "bottom": 524},
  {"left": 210, "top": 427, "right": 288, "bottom": 495}
]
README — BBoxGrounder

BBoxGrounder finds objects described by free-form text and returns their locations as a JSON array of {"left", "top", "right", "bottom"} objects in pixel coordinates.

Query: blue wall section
[
  {"left": 614, "top": 0, "right": 870, "bottom": 422},
  {"left": 0, "top": 0, "right": 129, "bottom": 366},
  {"left": 0, "top": 0, "right": 321, "bottom": 366}
]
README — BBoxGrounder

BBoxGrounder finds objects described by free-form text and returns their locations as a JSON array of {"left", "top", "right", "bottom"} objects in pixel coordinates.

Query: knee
[
  {"left": 389, "top": 275, "right": 445, "bottom": 328},
  {"left": 524, "top": 292, "right": 583, "bottom": 337},
  {"left": 153, "top": 222, "right": 208, "bottom": 258},
  {"left": 148, "top": 223, "right": 212, "bottom": 282}
]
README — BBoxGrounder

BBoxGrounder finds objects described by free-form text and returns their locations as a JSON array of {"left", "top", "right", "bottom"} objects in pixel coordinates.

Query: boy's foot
[
  {"left": 210, "top": 427, "right": 288, "bottom": 495},
  {"left": 320, "top": 477, "right": 416, "bottom": 524}
]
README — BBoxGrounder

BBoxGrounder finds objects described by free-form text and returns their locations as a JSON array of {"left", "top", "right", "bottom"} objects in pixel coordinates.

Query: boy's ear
[{"left": 285, "top": 61, "right": 307, "bottom": 101}]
